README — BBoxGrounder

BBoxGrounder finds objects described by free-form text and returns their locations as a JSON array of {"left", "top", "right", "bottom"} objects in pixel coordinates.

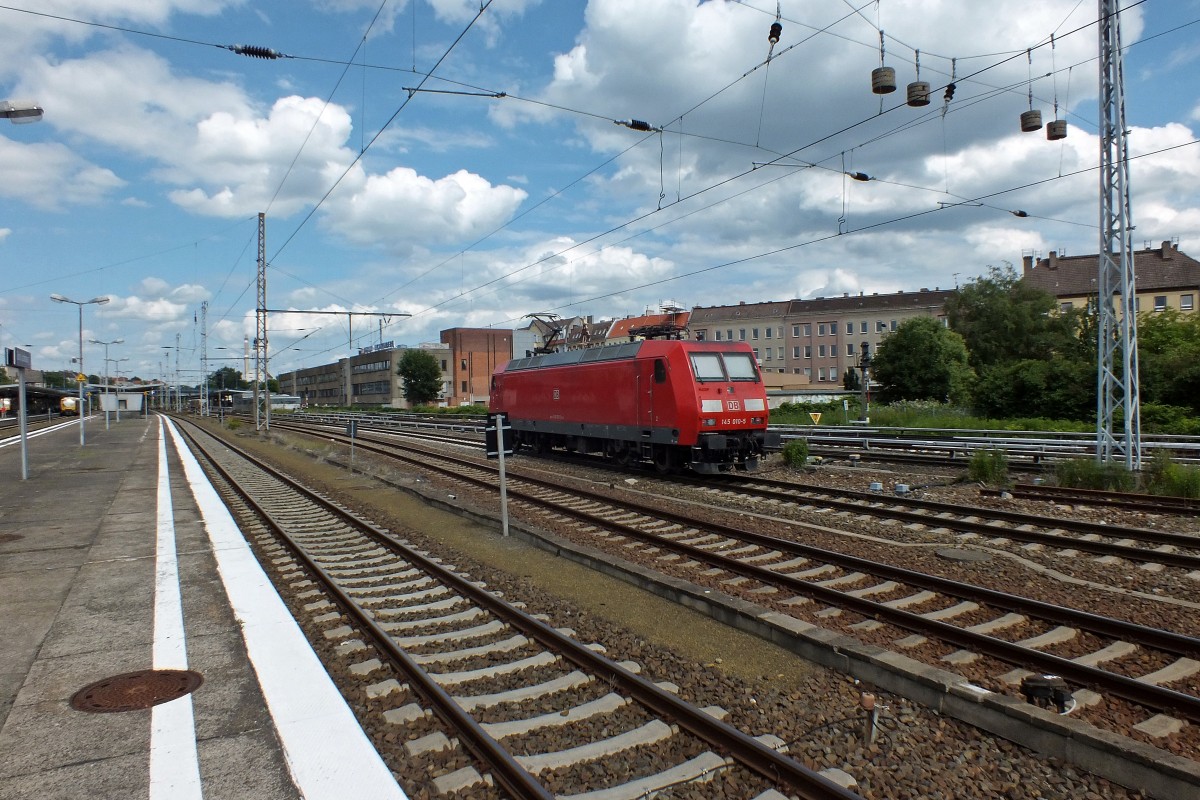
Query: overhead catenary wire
[
  {"left": 380, "top": 4, "right": 1147, "bottom": 328},
  {"left": 5, "top": 0, "right": 1176, "bottom": 346}
]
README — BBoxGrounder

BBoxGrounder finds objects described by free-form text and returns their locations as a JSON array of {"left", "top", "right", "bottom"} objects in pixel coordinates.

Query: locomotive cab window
[
  {"left": 689, "top": 353, "right": 725, "bottom": 382},
  {"left": 722, "top": 352, "right": 760, "bottom": 382},
  {"left": 654, "top": 358, "right": 667, "bottom": 383}
]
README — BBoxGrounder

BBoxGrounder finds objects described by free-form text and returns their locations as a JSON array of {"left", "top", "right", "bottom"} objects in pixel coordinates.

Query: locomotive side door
[{"left": 635, "top": 358, "right": 660, "bottom": 427}]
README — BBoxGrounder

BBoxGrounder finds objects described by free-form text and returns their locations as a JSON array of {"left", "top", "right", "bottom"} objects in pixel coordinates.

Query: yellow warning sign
[
  {"left": 76, "top": 373, "right": 87, "bottom": 383},
  {"left": 809, "top": 412, "right": 822, "bottom": 424}
]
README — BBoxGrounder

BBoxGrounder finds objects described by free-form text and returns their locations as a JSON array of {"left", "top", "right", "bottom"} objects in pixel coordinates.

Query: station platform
[{"left": 0, "top": 413, "right": 406, "bottom": 800}]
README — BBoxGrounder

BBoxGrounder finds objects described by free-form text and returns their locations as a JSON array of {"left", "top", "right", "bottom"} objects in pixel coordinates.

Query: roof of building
[
  {"left": 785, "top": 289, "right": 955, "bottom": 316},
  {"left": 1021, "top": 241, "right": 1200, "bottom": 297},
  {"left": 688, "top": 301, "right": 790, "bottom": 323}
]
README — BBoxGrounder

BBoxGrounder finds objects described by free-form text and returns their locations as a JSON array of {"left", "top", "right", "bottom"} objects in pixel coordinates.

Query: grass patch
[
  {"left": 780, "top": 438, "right": 809, "bottom": 468},
  {"left": 968, "top": 448, "right": 1008, "bottom": 486}
]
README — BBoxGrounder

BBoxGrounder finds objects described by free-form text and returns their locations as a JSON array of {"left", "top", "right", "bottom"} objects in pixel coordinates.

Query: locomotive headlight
[
  {"left": 702, "top": 418, "right": 717, "bottom": 427},
  {"left": 751, "top": 416, "right": 764, "bottom": 424}
]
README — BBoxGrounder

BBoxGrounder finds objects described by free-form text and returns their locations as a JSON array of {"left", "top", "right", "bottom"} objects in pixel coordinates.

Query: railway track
[
  {"left": 270, "top": 414, "right": 1200, "bottom": 571},
  {"left": 263, "top": 420, "right": 1200, "bottom": 741},
  {"left": 690, "top": 474, "right": 1200, "bottom": 571},
  {"left": 173, "top": 417, "right": 863, "bottom": 800},
  {"left": 981, "top": 483, "right": 1200, "bottom": 515}
]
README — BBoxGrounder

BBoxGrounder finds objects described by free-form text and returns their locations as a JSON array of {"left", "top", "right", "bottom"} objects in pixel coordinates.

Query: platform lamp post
[
  {"left": 105, "top": 357, "right": 129, "bottom": 422},
  {"left": 90, "top": 338, "right": 123, "bottom": 430},
  {"left": 50, "top": 294, "right": 109, "bottom": 445}
]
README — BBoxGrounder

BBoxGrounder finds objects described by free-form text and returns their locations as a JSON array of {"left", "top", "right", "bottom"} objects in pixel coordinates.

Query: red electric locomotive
[{"left": 489, "top": 339, "right": 778, "bottom": 473}]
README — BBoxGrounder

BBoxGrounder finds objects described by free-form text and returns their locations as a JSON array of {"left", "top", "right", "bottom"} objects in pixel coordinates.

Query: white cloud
[{"left": 320, "top": 167, "right": 527, "bottom": 248}]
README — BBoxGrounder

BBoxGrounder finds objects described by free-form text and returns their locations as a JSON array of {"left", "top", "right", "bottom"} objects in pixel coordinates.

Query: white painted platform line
[
  {"left": 163, "top": 418, "right": 408, "bottom": 800},
  {"left": 151, "top": 418, "right": 204, "bottom": 800}
]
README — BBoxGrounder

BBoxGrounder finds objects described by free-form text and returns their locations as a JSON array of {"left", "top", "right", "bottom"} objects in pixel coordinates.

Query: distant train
[
  {"left": 489, "top": 340, "right": 778, "bottom": 473},
  {"left": 59, "top": 396, "right": 80, "bottom": 416}
]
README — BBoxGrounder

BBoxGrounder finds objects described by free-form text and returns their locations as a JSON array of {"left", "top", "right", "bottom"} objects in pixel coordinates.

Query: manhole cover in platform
[
  {"left": 0, "top": 534, "right": 23, "bottom": 545},
  {"left": 70, "top": 670, "right": 204, "bottom": 713},
  {"left": 935, "top": 547, "right": 992, "bottom": 563}
]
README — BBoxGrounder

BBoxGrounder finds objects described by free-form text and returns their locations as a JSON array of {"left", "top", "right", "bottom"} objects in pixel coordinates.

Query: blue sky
[{"left": 2, "top": 0, "right": 1199, "bottom": 384}]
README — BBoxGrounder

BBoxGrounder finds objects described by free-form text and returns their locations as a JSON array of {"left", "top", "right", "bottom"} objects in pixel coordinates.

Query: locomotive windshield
[
  {"left": 689, "top": 351, "right": 761, "bottom": 382},
  {"left": 723, "top": 353, "right": 760, "bottom": 381},
  {"left": 689, "top": 353, "right": 724, "bottom": 380}
]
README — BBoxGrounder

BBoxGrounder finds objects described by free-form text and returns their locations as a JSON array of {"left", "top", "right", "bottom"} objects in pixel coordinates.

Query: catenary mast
[{"left": 1096, "top": 0, "right": 1140, "bottom": 469}]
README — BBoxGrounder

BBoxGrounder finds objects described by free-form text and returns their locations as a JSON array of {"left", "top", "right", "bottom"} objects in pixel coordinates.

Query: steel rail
[{"left": 706, "top": 475, "right": 1200, "bottom": 554}]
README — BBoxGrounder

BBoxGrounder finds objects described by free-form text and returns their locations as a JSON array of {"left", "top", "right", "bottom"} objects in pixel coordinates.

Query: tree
[
  {"left": 397, "top": 349, "right": 443, "bottom": 406},
  {"left": 1136, "top": 309, "right": 1200, "bottom": 414},
  {"left": 870, "top": 316, "right": 974, "bottom": 405},
  {"left": 972, "top": 357, "right": 1094, "bottom": 420},
  {"left": 945, "top": 263, "right": 1073, "bottom": 370},
  {"left": 207, "top": 366, "right": 247, "bottom": 391}
]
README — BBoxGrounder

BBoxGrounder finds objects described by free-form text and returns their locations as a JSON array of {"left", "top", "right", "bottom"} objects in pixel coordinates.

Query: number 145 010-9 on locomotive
[{"left": 489, "top": 340, "right": 779, "bottom": 473}]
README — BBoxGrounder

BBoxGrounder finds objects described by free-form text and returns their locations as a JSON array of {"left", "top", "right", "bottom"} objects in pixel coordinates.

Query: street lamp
[
  {"left": 51, "top": 293, "right": 110, "bottom": 445},
  {"left": 105, "top": 356, "right": 129, "bottom": 422},
  {"left": 90, "top": 337, "right": 124, "bottom": 429},
  {"left": 1, "top": 100, "right": 43, "bottom": 124}
]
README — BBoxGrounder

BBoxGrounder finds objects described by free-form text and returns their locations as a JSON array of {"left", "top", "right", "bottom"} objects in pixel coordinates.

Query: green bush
[
  {"left": 968, "top": 448, "right": 1008, "bottom": 485},
  {"left": 1054, "top": 457, "right": 1136, "bottom": 491},
  {"left": 226, "top": 418, "right": 242, "bottom": 431},
  {"left": 1142, "top": 450, "right": 1200, "bottom": 499},
  {"left": 780, "top": 438, "right": 809, "bottom": 468}
]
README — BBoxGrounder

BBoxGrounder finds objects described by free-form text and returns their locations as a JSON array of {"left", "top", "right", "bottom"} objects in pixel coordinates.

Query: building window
[
  {"left": 792, "top": 325, "right": 800, "bottom": 337},
  {"left": 753, "top": 348, "right": 760, "bottom": 359},
  {"left": 792, "top": 346, "right": 801, "bottom": 358},
  {"left": 727, "top": 329, "right": 733, "bottom": 340},
  {"left": 804, "top": 345, "right": 812, "bottom": 358},
  {"left": 778, "top": 347, "right": 784, "bottom": 359},
  {"left": 1182, "top": 294, "right": 1194, "bottom": 311},
  {"left": 764, "top": 349, "right": 772, "bottom": 360},
  {"left": 440, "top": 360, "right": 447, "bottom": 370},
  {"left": 818, "top": 345, "right": 827, "bottom": 357},
  {"left": 803, "top": 323, "right": 812, "bottom": 336},
  {"left": 739, "top": 329, "right": 746, "bottom": 340},
  {"left": 890, "top": 319, "right": 898, "bottom": 331},
  {"left": 715, "top": 330, "right": 722, "bottom": 341},
  {"left": 860, "top": 321, "right": 868, "bottom": 333},
  {"left": 793, "top": 368, "right": 801, "bottom": 374},
  {"left": 847, "top": 343, "right": 855, "bottom": 356},
  {"left": 1060, "top": 302, "right": 1072, "bottom": 312},
  {"left": 460, "top": 380, "right": 468, "bottom": 392},
  {"left": 818, "top": 368, "right": 826, "bottom": 381},
  {"left": 695, "top": 330, "right": 706, "bottom": 341},
  {"left": 765, "top": 327, "right": 773, "bottom": 339},
  {"left": 1154, "top": 295, "right": 1168, "bottom": 311},
  {"left": 803, "top": 368, "right": 812, "bottom": 378},
  {"left": 845, "top": 322, "right": 853, "bottom": 334},
  {"left": 460, "top": 359, "right": 467, "bottom": 370},
  {"left": 817, "top": 323, "right": 826, "bottom": 336},
  {"left": 876, "top": 321, "right": 886, "bottom": 332},
  {"left": 752, "top": 328, "right": 759, "bottom": 339}
]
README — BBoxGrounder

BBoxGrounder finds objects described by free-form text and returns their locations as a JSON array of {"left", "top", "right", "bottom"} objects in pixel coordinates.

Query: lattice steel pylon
[
  {"left": 1096, "top": 0, "right": 1140, "bottom": 470},
  {"left": 255, "top": 212, "right": 270, "bottom": 431},
  {"left": 200, "top": 300, "right": 209, "bottom": 416}
]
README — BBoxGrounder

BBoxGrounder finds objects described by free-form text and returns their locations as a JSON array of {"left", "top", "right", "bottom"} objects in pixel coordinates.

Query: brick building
[{"left": 440, "top": 327, "right": 513, "bottom": 406}]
